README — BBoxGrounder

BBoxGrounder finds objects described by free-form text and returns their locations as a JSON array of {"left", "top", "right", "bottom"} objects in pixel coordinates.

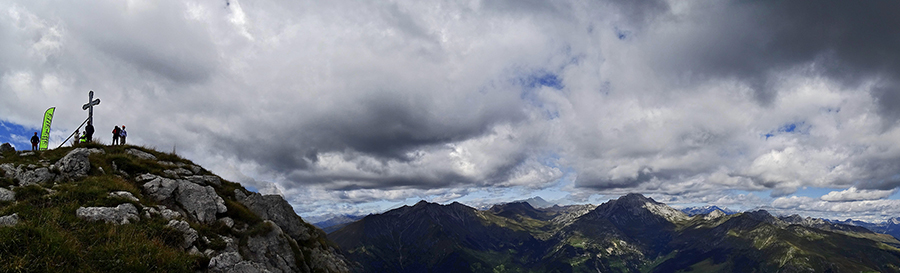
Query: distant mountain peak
[
  {"left": 583, "top": 193, "right": 688, "bottom": 224},
  {"left": 507, "top": 196, "right": 555, "bottom": 208},
  {"left": 680, "top": 205, "right": 737, "bottom": 216}
]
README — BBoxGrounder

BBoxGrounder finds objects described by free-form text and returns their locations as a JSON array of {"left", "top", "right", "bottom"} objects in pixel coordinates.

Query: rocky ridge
[{"left": 0, "top": 144, "right": 350, "bottom": 272}]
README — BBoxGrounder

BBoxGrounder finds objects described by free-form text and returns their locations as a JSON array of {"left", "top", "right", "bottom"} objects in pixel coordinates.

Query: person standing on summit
[
  {"left": 112, "top": 126, "right": 121, "bottom": 145},
  {"left": 85, "top": 121, "right": 95, "bottom": 143},
  {"left": 119, "top": 125, "right": 127, "bottom": 145},
  {"left": 30, "top": 132, "right": 39, "bottom": 151}
]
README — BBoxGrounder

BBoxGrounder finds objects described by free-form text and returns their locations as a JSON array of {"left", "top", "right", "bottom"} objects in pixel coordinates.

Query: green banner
[{"left": 39, "top": 107, "right": 54, "bottom": 150}]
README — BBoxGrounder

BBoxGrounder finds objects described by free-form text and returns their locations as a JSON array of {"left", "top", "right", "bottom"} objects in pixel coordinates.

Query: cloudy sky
[{"left": 2, "top": 0, "right": 900, "bottom": 222}]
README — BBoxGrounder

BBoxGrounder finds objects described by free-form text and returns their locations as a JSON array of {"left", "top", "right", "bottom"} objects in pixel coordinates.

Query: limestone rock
[
  {"left": 209, "top": 251, "right": 243, "bottom": 271},
  {"left": 158, "top": 161, "right": 176, "bottom": 167},
  {"left": 0, "top": 143, "right": 14, "bottom": 154},
  {"left": 18, "top": 151, "right": 34, "bottom": 157},
  {"left": 141, "top": 175, "right": 179, "bottom": 201},
  {"left": 0, "top": 213, "right": 18, "bottom": 227},
  {"left": 76, "top": 203, "right": 139, "bottom": 225},
  {"left": 176, "top": 182, "right": 227, "bottom": 224},
  {"left": 54, "top": 148, "right": 92, "bottom": 179},
  {"left": 186, "top": 175, "right": 222, "bottom": 186},
  {"left": 188, "top": 246, "right": 202, "bottom": 256},
  {"left": 126, "top": 149, "right": 157, "bottom": 160},
  {"left": 236, "top": 190, "right": 311, "bottom": 242},
  {"left": 0, "top": 188, "right": 14, "bottom": 202},
  {"left": 210, "top": 252, "right": 272, "bottom": 273},
  {"left": 108, "top": 191, "right": 139, "bottom": 202},
  {"left": 17, "top": 167, "right": 55, "bottom": 186},
  {"left": 172, "top": 168, "right": 193, "bottom": 176},
  {"left": 189, "top": 165, "right": 202, "bottom": 175},
  {"left": 243, "top": 221, "right": 304, "bottom": 273},
  {"left": 141, "top": 173, "right": 226, "bottom": 224},
  {"left": 159, "top": 206, "right": 183, "bottom": 220},
  {"left": 136, "top": 173, "right": 158, "bottom": 183},
  {"left": 0, "top": 163, "right": 14, "bottom": 178},
  {"left": 166, "top": 220, "right": 199, "bottom": 249},
  {"left": 218, "top": 217, "right": 235, "bottom": 229}
]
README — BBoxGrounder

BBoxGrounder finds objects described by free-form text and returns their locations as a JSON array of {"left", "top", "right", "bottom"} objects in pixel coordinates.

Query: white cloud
[
  {"left": 2, "top": 0, "right": 900, "bottom": 220},
  {"left": 821, "top": 187, "right": 896, "bottom": 202}
]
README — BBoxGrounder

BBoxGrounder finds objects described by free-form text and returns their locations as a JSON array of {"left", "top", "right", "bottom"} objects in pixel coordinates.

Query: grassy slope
[{"left": 0, "top": 144, "right": 280, "bottom": 273}]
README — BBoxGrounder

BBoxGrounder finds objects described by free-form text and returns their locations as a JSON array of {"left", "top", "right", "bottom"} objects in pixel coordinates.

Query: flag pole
[{"left": 58, "top": 117, "right": 90, "bottom": 149}]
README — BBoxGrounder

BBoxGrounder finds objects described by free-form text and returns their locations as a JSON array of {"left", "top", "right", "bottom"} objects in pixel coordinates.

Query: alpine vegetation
[{"left": 0, "top": 143, "right": 349, "bottom": 272}]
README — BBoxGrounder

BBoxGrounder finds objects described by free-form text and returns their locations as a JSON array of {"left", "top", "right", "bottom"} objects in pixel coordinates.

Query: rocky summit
[{"left": 0, "top": 143, "right": 349, "bottom": 272}]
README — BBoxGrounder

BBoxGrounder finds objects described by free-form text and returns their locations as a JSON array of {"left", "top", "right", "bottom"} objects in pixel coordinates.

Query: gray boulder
[
  {"left": 140, "top": 173, "right": 225, "bottom": 224},
  {"left": 18, "top": 151, "right": 34, "bottom": 157},
  {"left": 209, "top": 252, "right": 244, "bottom": 271},
  {"left": 141, "top": 175, "right": 179, "bottom": 201},
  {"left": 209, "top": 251, "right": 272, "bottom": 273},
  {"left": 0, "top": 188, "right": 15, "bottom": 202},
  {"left": 176, "top": 182, "right": 227, "bottom": 224},
  {"left": 159, "top": 206, "right": 183, "bottom": 220},
  {"left": 108, "top": 191, "right": 139, "bottom": 202},
  {"left": 54, "top": 148, "right": 92, "bottom": 179},
  {"left": 76, "top": 203, "right": 139, "bottom": 225},
  {"left": 236, "top": 190, "right": 311, "bottom": 242},
  {"left": 186, "top": 175, "right": 222, "bottom": 186},
  {"left": 18, "top": 167, "right": 55, "bottom": 186},
  {"left": 0, "top": 163, "right": 14, "bottom": 178},
  {"left": 166, "top": 220, "right": 198, "bottom": 249},
  {"left": 126, "top": 149, "right": 157, "bottom": 160},
  {"left": 0, "top": 143, "right": 14, "bottom": 154},
  {"left": 0, "top": 213, "right": 18, "bottom": 227},
  {"left": 242, "top": 221, "right": 305, "bottom": 273}
]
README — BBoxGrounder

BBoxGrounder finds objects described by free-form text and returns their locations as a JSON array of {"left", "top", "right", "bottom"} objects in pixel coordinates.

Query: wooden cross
[{"left": 82, "top": 90, "right": 100, "bottom": 123}]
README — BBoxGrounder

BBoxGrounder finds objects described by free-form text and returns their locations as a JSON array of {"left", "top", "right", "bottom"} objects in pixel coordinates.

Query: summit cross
[{"left": 82, "top": 90, "right": 100, "bottom": 123}]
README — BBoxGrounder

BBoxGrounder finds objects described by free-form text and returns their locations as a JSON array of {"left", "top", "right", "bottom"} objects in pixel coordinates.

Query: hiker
[
  {"left": 84, "top": 121, "right": 95, "bottom": 142},
  {"left": 31, "top": 132, "right": 39, "bottom": 151},
  {"left": 78, "top": 132, "right": 87, "bottom": 143},
  {"left": 112, "top": 126, "right": 121, "bottom": 145},
  {"left": 72, "top": 129, "right": 80, "bottom": 146},
  {"left": 119, "top": 125, "right": 127, "bottom": 145}
]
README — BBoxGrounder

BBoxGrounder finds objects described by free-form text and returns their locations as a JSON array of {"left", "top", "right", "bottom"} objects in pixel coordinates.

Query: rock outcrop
[
  {"left": 0, "top": 163, "right": 56, "bottom": 186},
  {"left": 0, "top": 145, "right": 351, "bottom": 273},
  {"left": 0, "top": 143, "right": 13, "bottom": 154},
  {"left": 126, "top": 148, "right": 157, "bottom": 160},
  {"left": 0, "top": 213, "right": 18, "bottom": 227},
  {"left": 243, "top": 221, "right": 304, "bottom": 273},
  {"left": 0, "top": 188, "right": 14, "bottom": 202},
  {"left": 140, "top": 173, "right": 226, "bottom": 224},
  {"left": 236, "top": 190, "right": 311, "bottom": 242},
  {"left": 175, "top": 181, "right": 227, "bottom": 224},
  {"left": 53, "top": 148, "right": 92, "bottom": 179},
  {"left": 76, "top": 203, "right": 140, "bottom": 225},
  {"left": 167, "top": 220, "right": 199, "bottom": 249}
]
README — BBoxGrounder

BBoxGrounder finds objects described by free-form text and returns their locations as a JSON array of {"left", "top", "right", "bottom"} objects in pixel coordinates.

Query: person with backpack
[
  {"left": 112, "top": 126, "right": 121, "bottom": 145},
  {"left": 84, "top": 121, "right": 95, "bottom": 143},
  {"left": 31, "top": 132, "right": 39, "bottom": 151},
  {"left": 119, "top": 125, "right": 127, "bottom": 145}
]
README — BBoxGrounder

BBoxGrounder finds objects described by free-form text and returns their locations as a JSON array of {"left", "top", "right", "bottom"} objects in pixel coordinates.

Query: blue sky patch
[
  {"left": 614, "top": 27, "right": 632, "bottom": 40},
  {"left": 521, "top": 72, "right": 563, "bottom": 90},
  {"left": 0, "top": 120, "right": 39, "bottom": 151},
  {"left": 764, "top": 121, "right": 809, "bottom": 140}
]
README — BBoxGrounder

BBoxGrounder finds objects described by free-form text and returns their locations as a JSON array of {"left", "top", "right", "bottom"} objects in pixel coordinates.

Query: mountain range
[{"left": 330, "top": 193, "right": 900, "bottom": 272}]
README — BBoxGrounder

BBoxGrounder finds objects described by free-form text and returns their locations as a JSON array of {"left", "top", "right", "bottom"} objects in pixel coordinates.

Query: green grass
[
  {"left": 0, "top": 146, "right": 207, "bottom": 272},
  {"left": 0, "top": 181, "right": 199, "bottom": 273},
  {"left": 0, "top": 144, "right": 306, "bottom": 273}
]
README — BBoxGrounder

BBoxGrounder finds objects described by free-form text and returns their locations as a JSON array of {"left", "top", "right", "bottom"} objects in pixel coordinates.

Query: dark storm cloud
[
  {"left": 5, "top": 0, "right": 900, "bottom": 220},
  {"left": 657, "top": 1, "right": 900, "bottom": 108},
  {"left": 59, "top": 1, "right": 219, "bottom": 84}
]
